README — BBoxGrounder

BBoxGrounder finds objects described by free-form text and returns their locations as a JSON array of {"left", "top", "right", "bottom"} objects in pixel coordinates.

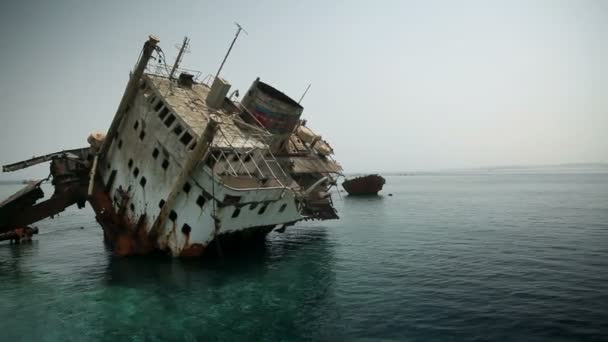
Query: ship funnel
[
  {"left": 206, "top": 77, "right": 231, "bottom": 109},
  {"left": 240, "top": 78, "right": 303, "bottom": 134}
]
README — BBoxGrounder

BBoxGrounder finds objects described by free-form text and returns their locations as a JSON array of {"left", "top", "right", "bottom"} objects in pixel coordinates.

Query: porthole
[
  {"left": 152, "top": 148, "right": 159, "bottom": 159},
  {"left": 181, "top": 224, "right": 191, "bottom": 234},
  {"left": 133, "top": 167, "right": 139, "bottom": 177},
  {"left": 133, "top": 120, "right": 139, "bottom": 130},
  {"left": 128, "top": 159, "right": 133, "bottom": 169},
  {"left": 139, "top": 130, "right": 146, "bottom": 141},
  {"left": 158, "top": 199, "right": 166, "bottom": 208},
  {"left": 139, "top": 177, "right": 147, "bottom": 188},
  {"left": 183, "top": 182, "right": 191, "bottom": 194},
  {"left": 162, "top": 159, "right": 169, "bottom": 170}
]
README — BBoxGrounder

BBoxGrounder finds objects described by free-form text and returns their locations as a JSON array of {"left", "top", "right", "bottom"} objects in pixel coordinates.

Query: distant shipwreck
[
  {"left": 0, "top": 32, "right": 343, "bottom": 257},
  {"left": 342, "top": 174, "right": 386, "bottom": 196}
]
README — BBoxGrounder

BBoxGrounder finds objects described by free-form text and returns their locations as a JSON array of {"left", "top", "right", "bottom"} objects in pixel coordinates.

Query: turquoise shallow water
[{"left": 1, "top": 172, "right": 607, "bottom": 341}]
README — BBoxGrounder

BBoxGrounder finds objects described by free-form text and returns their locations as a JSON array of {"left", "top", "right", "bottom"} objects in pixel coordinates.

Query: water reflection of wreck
[{"left": 0, "top": 34, "right": 342, "bottom": 257}]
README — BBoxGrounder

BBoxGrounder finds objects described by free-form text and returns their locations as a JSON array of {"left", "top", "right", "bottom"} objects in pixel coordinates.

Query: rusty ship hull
[
  {"left": 342, "top": 174, "right": 385, "bottom": 196},
  {"left": 0, "top": 34, "right": 343, "bottom": 257}
]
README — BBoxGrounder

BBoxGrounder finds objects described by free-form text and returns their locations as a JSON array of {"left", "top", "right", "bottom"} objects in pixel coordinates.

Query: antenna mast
[
  {"left": 169, "top": 36, "right": 190, "bottom": 80},
  {"left": 298, "top": 84, "right": 311, "bottom": 104},
  {"left": 214, "top": 22, "right": 247, "bottom": 81}
]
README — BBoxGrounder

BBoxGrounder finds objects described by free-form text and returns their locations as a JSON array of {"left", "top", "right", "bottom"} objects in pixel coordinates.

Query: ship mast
[
  {"left": 169, "top": 36, "right": 190, "bottom": 80},
  {"left": 214, "top": 22, "right": 247, "bottom": 81}
]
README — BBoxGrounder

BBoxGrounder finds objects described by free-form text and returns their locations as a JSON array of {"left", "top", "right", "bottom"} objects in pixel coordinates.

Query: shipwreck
[{"left": 0, "top": 33, "right": 342, "bottom": 257}]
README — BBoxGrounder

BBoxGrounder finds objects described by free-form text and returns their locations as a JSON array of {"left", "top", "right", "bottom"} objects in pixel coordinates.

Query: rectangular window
[
  {"left": 180, "top": 132, "right": 193, "bottom": 146},
  {"left": 159, "top": 107, "right": 169, "bottom": 120},
  {"left": 164, "top": 114, "right": 176, "bottom": 127},
  {"left": 196, "top": 195, "right": 205, "bottom": 208},
  {"left": 169, "top": 210, "right": 177, "bottom": 222},
  {"left": 154, "top": 101, "right": 163, "bottom": 112},
  {"left": 232, "top": 208, "right": 241, "bottom": 218},
  {"left": 173, "top": 125, "right": 183, "bottom": 136}
]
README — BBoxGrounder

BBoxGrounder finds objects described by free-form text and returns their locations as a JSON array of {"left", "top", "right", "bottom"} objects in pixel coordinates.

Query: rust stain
[
  {"left": 179, "top": 243, "right": 205, "bottom": 257},
  {"left": 88, "top": 179, "right": 155, "bottom": 256}
]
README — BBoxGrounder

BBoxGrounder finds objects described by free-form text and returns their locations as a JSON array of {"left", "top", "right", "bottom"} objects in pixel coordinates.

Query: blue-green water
[{"left": 1, "top": 172, "right": 607, "bottom": 341}]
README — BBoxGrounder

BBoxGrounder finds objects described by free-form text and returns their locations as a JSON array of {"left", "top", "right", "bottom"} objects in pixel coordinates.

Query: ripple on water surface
[{"left": 0, "top": 173, "right": 607, "bottom": 341}]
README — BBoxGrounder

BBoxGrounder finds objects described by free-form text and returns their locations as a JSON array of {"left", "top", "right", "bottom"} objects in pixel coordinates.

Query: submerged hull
[{"left": 342, "top": 174, "right": 385, "bottom": 195}]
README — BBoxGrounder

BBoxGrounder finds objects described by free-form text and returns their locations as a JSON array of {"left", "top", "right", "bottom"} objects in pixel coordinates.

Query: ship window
[
  {"left": 158, "top": 199, "right": 165, "bottom": 208},
  {"left": 133, "top": 167, "right": 140, "bottom": 177},
  {"left": 159, "top": 107, "right": 169, "bottom": 120},
  {"left": 231, "top": 154, "right": 239, "bottom": 162},
  {"left": 196, "top": 195, "right": 205, "bottom": 208},
  {"left": 232, "top": 208, "right": 241, "bottom": 218},
  {"left": 169, "top": 210, "right": 177, "bottom": 222},
  {"left": 162, "top": 159, "right": 169, "bottom": 170},
  {"left": 139, "top": 176, "right": 147, "bottom": 188},
  {"left": 148, "top": 95, "right": 157, "bottom": 104},
  {"left": 243, "top": 154, "right": 251, "bottom": 162},
  {"left": 180, "top": 132, "right": 193, "bottom": 146},
  {"left": 183, "top": 182, "right": 191, "bottom": 193},
  {"left": 249, "top": 202, "right": 258, "bottom": 210},
  {"left": 133, "top": 120, "right": 139, "bottom": 130},
  {"left": 128, "top": 159, "right": 133, "bottom": 169},
  {"left": 154, "top": 101, "right": 163, "bottom": 112},
  {"left": 224, "top": 195, "right": 241, "bottom": 205},
  {"left": 139, "top": 130, "right": 146, "bottom": 141},
  {"left": 173, "top": 125, "right": 183, "bottom": 136},
  {"left": 181, "top": 224, "right": 191, "bottom": 234},
  {"left": 164, "top": 114, "right": 176, "bottom": 127},
  {"left": 258, "top": 203, "right": 268, "bottom": 215},
  {"left": 130, "top": 203, "right": 135, "bottom": 212},
  {"left": 279, "top": 203, "right": 287, "bottom": 213},
  {"left": 152, "top": 148, "right": 159, "bottom": 159},
  {"left": 118, "top": 139, "right": 123, "bottom": 149}
]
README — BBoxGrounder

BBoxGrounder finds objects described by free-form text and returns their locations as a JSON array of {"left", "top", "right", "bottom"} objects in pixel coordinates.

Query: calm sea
[{"left": 0, "top": 171, "right": 607, "bottom": 341}]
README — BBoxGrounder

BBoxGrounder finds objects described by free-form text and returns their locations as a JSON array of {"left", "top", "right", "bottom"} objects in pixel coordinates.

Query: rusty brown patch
[
  {"left": 88, "top": 180, "right": 156, "bottom": 256},
  {"left": 179, "top": 243, "right": 205, "bottom": 257}
]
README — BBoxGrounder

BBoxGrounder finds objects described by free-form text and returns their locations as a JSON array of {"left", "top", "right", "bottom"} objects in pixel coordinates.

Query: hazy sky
[{"left": 0, "top": 0, "right": 606, "bottom": 179}]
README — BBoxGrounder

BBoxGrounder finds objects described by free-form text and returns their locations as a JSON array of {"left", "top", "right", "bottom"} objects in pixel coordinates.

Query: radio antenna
[
  {"left": 169, "top": 36, "right": 190, "bottom": 80},
  {"left": 214, "top": 22, "right": 247, "bottom": 81},
  {"left": 298, "top": 83, "right": 311, "bottom": 104}
]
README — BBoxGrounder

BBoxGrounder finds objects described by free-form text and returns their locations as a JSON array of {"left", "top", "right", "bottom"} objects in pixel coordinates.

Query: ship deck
[{"left": 145, "top": 74, "right": 268, "bottom": 150}]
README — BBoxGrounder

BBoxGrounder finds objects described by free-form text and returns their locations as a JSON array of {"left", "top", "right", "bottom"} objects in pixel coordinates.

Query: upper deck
[{"left": 144, "top": 73, "right": 268, "bottom": 151}]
